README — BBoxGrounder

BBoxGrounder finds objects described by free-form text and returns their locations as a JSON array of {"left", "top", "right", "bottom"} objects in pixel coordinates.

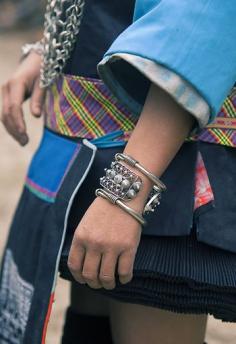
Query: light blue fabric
[{"left": 98, "top": 0, "right": 236, "bottom": 125}]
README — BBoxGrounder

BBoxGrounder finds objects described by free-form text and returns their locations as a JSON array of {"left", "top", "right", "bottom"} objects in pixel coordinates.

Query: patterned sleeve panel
[
  {"left": 98, "top": 53, "right": 210, "bottom": 130},
  {"left": 98, "top": 0, "right": 236, "bottom": 129}
]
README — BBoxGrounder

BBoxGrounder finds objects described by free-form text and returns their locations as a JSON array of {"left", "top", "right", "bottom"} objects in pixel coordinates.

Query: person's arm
[{"left": 67, "top": 83, "right": 194, "bottom": 290}]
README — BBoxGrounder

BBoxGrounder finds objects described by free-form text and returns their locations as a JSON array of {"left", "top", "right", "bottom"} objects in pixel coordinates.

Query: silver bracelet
[
  {"left": 21, "top": 40, "right": 44, "bottom": 61},
  {"left": 115, "top": 153, "right": 167, "bottom": 192},
  {"left": 95, "top": 188, "right": 147, "bottom": 226},
  {"left": 114, "top": 153, "right": 166, "bottom": 215},
  {"left": 100, "top": 160, "right": 143, "bottom": 202}
]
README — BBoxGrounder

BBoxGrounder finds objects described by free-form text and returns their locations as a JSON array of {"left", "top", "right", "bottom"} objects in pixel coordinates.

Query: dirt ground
[{"left": 0, "top": 31, "right": 236, "bottom": 344}]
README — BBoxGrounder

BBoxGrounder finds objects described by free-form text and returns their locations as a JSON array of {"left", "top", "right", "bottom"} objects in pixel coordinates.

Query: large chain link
[{"left": 40, "top": 0, "right": 85, "bottom": 88}]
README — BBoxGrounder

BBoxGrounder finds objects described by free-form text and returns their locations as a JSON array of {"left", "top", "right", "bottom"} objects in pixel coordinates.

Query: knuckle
[
  {"left": 89, "top": 239, "right": 104, "bottom": 251},
  {"left": 9, "top": 102, "right": 20, "bottom": 110},
  {"left": 82, "top": 271, "right": 97, "bottom": 281},
  {"left": 8, "top": 76, "right": 20, "bottom": 85},
  {"left": 73, "top": 231, "right": 86, "bottom": 245},
  {"left": 99, "top": 274, "right": 114, "bottom": 283},
  {"left": 67, "top": 259, "right": 78, "bottom": 273}
]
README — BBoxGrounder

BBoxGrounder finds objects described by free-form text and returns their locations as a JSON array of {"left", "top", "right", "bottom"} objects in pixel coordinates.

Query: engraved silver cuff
[{"left": 99, "top": 161, "right": 143, "bottom": 202}]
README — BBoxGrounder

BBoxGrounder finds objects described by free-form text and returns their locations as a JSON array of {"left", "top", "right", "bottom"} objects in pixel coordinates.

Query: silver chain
[{"left": 40, "top": 0, "right": 85, "bottom": 88}]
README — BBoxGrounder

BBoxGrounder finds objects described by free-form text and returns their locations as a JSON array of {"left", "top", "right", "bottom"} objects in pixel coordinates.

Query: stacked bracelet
[
  {"left": 95, "top": 153, "right": 167, "bottom": 226},
  {"left": 114, "top": 153, "right": 166, "bottom": 215},
  {"left": 115, "top": 153, "right": 166, "bottom": 192},
  {"left": 95, "top": 188, "right": 147, "bottom": 226}
]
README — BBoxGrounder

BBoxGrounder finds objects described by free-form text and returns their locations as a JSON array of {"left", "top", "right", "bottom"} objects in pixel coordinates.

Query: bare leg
[{"left": 109, "top": 298, "right": 207, "bottom": 344}]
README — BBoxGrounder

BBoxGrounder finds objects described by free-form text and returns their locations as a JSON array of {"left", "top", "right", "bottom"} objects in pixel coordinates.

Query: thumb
[{"left": 30, "top": 77, "right": 45, "bottom": 117}]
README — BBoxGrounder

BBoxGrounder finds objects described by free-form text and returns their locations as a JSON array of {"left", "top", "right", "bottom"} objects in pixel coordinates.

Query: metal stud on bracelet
[
  {"left": 99, "top": 161, "right": 143, "bottom": 202},
  {"left": 115, "top": 153, "right": 167, "bottom": 192},
  {"left": 114, "top": 153, "right": 166, "bottom": 215}
]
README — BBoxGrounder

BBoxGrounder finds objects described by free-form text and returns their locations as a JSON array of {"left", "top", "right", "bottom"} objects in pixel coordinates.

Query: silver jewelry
[
  {"left": 40, "top": 0, "right": 85, "bottom": 88},
  {"left": 114, "top": 153, "right": 167, "bottom": 215},
  {"left": 21, "top": 40, "right": 44, "bottom": 61},
  {"left": 143, "top": 185, "right": 162, "bottom": 214},
  {"left": 115, "top": 153, "right": 167, "bottom": 192},
  {"left": 99, "top": 161, "right": 143, "bottom": 202},
  {"left": 95, "top": 188, "right": 147, "bottom": 226}
]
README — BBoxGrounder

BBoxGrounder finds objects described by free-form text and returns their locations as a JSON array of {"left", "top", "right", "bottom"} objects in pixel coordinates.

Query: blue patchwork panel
[{"left": 26, "top": 129, "right": 81, "bottom": 202}]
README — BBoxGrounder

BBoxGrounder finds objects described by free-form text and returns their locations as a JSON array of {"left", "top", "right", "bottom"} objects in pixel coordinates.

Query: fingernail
[{"left": 20, "top": 134, "right": 28, "bottom": 146}]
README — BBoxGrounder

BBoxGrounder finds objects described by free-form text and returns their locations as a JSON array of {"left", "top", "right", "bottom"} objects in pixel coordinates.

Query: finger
[
  {"left": 82, "top": 249, "right": 103, "bottom": 289},
  {"left": 118, "top": 250, "right": 136, "bottom": 285},
  {"left": 8, "top": 81, "right": 29, "bottom": 145},
  {"left": 30, "top": 77, "right": 45, "bottom": 117},
  {"left": 2, "top": 104, "right": 28, "bottom": 146},
  {"left": 67, "top": 243, "right": 86, "bottom": 285},
  {"left": 99, "top": 252, "right": 118, "bottom": 290},
  {"left": 1, "top": 83, "right": 10, "bottom": 120}
]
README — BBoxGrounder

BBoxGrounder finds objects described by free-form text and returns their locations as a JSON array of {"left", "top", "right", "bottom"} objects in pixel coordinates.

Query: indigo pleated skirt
[{"left": 59, "top": 140, "right": 236, "bottom": 323}]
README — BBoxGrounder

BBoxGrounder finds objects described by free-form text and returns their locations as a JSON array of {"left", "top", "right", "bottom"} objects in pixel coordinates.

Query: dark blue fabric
[
  {"left": 196, "top": 142, "right": 236, "bottom": 253},
  {"left": 64, "top": 0, "right": 135, "bottom": 77},
  {"left": 0, "top": 141, "right": 96, "bottom": 344}
]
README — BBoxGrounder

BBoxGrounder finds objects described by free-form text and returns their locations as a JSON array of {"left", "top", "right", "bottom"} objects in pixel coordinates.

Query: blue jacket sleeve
[{"left": 97, "top": 0, "right": 236, "bottom": 127}]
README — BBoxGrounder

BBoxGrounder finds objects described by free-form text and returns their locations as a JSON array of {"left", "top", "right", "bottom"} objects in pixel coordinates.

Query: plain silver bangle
[
  {"left": 115, "top": 153, "right": 167, "bottom": 191},
  {"left": 95, "top": 188, "right": 147, "bottom": 226}
]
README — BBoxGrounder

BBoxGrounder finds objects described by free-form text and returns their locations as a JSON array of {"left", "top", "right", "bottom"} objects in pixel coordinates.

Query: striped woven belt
[
  {"left": 44, "top": 75, "right": 236, "bottom": 148},
  {"left": 44, "top": 74, "right": 139, "bottom": 143},
  {"left": 190, "top": 87, "right": 236, "bottom": 146}
]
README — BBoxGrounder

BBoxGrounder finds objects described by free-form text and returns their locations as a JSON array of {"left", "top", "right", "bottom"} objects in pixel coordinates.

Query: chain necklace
[{"left": 40, "top": 0, "right": 85, "bottom": 88}]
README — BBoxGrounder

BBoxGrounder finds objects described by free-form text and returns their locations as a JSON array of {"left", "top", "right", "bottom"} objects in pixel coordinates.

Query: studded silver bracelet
[
  {"left": 115, "top": 153, "right": 166, "bottom": 192},
  {"left": 95, "top": 153, "right": 167, "bottom": 218},
  {"left": 114, "top": 153, "right": 166, "bottom": 215},
  {"left": 99, "top": 160, "right": 143, "bottom": 202}
]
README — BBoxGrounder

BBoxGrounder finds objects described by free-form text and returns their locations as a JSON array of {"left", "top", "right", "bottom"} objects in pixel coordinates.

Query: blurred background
[{"left": 0, "top": 1, "right": 235, "bottom": 343}]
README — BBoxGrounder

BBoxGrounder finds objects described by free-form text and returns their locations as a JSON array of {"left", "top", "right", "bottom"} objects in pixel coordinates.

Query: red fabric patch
[{"left": 194, "top": 152, "right": 214, "bottom": 210}]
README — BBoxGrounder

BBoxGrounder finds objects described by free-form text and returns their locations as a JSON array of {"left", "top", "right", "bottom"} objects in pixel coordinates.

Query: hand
[
  {"left": 68, "top": 196, "right": 143, "bottom": 290},
  {"left": 1, "top": 51, "right": 45, "bottom": 146}
]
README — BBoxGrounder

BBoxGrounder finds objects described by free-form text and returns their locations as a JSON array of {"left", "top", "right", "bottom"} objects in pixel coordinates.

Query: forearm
[{"left": 121, "top": 83, "right": 194, "bottom": 211}]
